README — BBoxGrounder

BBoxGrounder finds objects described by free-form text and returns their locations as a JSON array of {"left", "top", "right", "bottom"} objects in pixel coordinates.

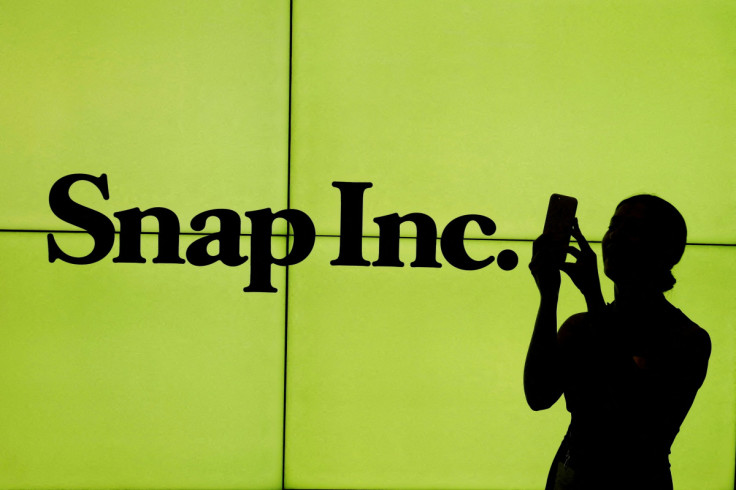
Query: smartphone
[{"left": 543, "top": 194, "right": 578, "bottom": 264}]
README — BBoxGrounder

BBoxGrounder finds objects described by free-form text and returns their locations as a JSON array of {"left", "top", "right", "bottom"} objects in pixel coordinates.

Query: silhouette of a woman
[{"left": 525, "top": 195, "right": 711, "bottom": 490}]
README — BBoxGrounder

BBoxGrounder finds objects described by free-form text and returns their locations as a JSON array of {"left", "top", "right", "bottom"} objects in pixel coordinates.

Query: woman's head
[{"left": 601, "top": 194, "right": 687, "bottom": 292}]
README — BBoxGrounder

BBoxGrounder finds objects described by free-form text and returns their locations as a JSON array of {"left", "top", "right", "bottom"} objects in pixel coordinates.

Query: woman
[{"left": 525, "top": 195, "right": 711, "bottom": 490}]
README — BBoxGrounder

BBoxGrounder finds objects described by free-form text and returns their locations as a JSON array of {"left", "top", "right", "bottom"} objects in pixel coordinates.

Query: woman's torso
[{"left": 553, "top": 301, "right": 706, "bottom": 487}]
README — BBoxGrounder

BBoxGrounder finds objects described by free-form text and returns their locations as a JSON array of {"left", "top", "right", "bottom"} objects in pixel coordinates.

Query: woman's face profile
[{"left": 601, "top": 201, "right": 657, "bottom": 284}]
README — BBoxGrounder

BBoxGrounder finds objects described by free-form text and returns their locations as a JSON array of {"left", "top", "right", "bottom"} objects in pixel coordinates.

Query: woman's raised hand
[
  {"left": 560, "top": 218, "right": 605, "bottom": 311},
  {"left": 529, "top": 233, "right": 564, "bottom": 300}
]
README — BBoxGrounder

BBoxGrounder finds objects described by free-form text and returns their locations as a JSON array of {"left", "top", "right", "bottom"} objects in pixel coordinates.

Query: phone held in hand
[{"left": 543, "top": 194, "right": 578, "bottom": 265}]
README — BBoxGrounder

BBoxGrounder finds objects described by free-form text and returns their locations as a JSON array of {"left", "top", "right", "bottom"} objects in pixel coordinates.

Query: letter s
[{"left": 48, "top": 173, "right": 114, "bottom": 264}]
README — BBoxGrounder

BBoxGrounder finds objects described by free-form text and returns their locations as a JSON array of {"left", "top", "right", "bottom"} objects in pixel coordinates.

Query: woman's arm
[
  {"left": 524, "top": 294, "right": 563, "bottom": 411},
  {"left": 525, "top": 220, "right": 600, "bottom": 411},
  {"left": 525, "top": 234, "right": 567, "bottom": 411}
]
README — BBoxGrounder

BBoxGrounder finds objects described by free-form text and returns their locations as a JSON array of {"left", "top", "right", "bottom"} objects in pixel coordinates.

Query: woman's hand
[
  {"left": 529, "top": 233, "right": 563, "bottom": 300},
  {"left": 560, "top": 218, "right": 605, "bottom": 311}
]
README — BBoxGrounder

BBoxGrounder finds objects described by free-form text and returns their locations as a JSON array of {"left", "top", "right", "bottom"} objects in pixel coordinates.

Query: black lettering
[
  {"left": 440, "top": 214, "right": 496, "bottom": 270},
  {"left": 243, "top": 208, "right": 315, "bottom": 293},
  {"left": 186, "top": 209, "right": 248, "bottom": 266},
  {"left": 47, "top": 173, "right": 114, "bottom": 264},
  {"left": 372, "top": 213, "right": 442, "bottom": 267},
  {"left": 331, "top": 181, "right": 372, "bottom": 266},
  {"left": 113, "top": 207, "right": 185, "bottom": 263}
]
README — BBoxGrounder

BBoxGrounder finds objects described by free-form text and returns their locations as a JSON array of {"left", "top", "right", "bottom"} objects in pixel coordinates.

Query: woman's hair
[{"left": 616, "top": 194, "right": 687, "bottom": 292}]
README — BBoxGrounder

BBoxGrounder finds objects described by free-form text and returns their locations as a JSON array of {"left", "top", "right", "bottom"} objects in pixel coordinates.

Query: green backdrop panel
[
  {"left": 0, "top": 232, "right": 285, "bottom": 489},
  {"left": 291, "top": 0, "right": 736, "bottom": 243},
  {"left": 0, "top": 0, "right": 289, "bottom": 234},
  {"left": 663, "top": 244, "right": 735, "bottom": 490},
  {"left": 285, "top": 237, "right": 734, "bottom": 490}
]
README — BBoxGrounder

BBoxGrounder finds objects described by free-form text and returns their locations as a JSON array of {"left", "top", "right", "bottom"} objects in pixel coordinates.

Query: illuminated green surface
[
  {"left": 0, "top": 0, "right": 289, "bottom": 234},
  {"left": 1, "top": 1, "right": 734, "bottom": 489},
  {"left": 286, "top": 237, "right": 735, "bottom": 490},
  {"left": 0, "top": 232, "right": 285, "bottom": 488},
  {"left": 666, "top": 244, "right": 736, "bottom": 490},
  {"left": 291, "top": 0, "right": 736, "bottom": 242}
]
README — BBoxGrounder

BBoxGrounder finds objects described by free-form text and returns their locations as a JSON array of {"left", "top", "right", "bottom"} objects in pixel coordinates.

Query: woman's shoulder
[
  {"left": 557, "top": 304, "right": 710, "bottom": 352},
  {"left": 669, "top": 307, "right": 711, "bottom": 359},
  {"left": 557, "top": 311, "right": 593, "bottom": 347},
  {"left": 558, "top": 304, "right": 614, "bottom": 335},
  {"left": 654, "top": 306, "right": 711, "bottom": 387}
]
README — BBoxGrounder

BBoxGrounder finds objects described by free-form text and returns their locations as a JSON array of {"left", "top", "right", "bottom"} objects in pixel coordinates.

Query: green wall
[{"left": 0, "top": 1, "right": 733, "bottom": 489}]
